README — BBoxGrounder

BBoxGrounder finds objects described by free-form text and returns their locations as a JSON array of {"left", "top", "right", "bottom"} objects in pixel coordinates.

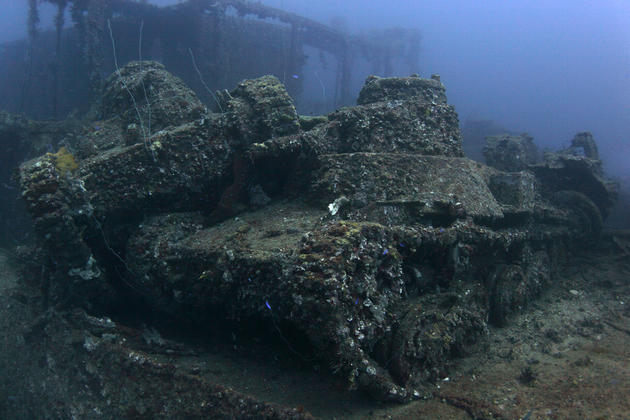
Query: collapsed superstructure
[{"left": 16, "top": 62, "right": 616, "bottom": 414}]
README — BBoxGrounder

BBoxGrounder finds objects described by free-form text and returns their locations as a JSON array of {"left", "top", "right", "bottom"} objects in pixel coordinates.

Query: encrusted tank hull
[{"left": 17, "top": 64, "right": 616, "bottom": 410}]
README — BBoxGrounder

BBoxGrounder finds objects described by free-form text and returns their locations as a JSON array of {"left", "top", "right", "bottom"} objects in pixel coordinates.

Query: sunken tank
[{"left": 17, "top": 62, "right": 615, "bottom": 412}]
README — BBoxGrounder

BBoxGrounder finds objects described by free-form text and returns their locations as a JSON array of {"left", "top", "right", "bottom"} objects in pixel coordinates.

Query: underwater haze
[
  {"left": 2, "top": 2, "right": 630, "bottom": 418},
  {"left": 266, "top": 0, "right": 630, "bottom": 177},
  {"left": 0, "top": 0, "right": 628, "bottom": 176}
]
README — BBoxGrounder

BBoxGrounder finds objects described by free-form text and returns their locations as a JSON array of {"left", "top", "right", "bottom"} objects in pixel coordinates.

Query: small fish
[
  {"left": 382, "top": 249, "right": 388, "bottom": 255},
  {"left": 265, "top": 300, "right": 272, "bottom": 310},
  {"left": 292, "top": 74, "right": 299, "bottom": 79}
]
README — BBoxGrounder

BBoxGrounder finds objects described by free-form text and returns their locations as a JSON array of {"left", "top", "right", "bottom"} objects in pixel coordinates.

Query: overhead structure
[{"left": 7, "top": 0, "right": 421, "bottom": 117}]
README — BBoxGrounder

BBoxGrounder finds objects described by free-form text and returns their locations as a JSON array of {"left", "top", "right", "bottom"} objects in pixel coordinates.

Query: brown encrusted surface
[
  {"left": 3, "top": 233, "right": 628, "bottom": 419},
  {"left": 310, "top": 153, "right": 502, "bottom": 220},
  {"left": 101, "top": 61, "right": 207, "bottom": 133},
  {"left": 329, "top": 100, "right": 463, "bottom": 156},
  {"left": 484, "top": 133, "right": 539, "bottom": 172},
  {"left": 14, "top": 64, "right": 618, "bottom": 413},
  {"left": 78, "top": 119, "right": 230, "bottom": 216},
  {"left": 357, "top": 75, "right": 447, "bottom": 105},
  {"left": 123, "top": 198, "right": 578, "bottom": 402},
  {"left": 224, "top": 75, "right": 302, "bottom": 145}
]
